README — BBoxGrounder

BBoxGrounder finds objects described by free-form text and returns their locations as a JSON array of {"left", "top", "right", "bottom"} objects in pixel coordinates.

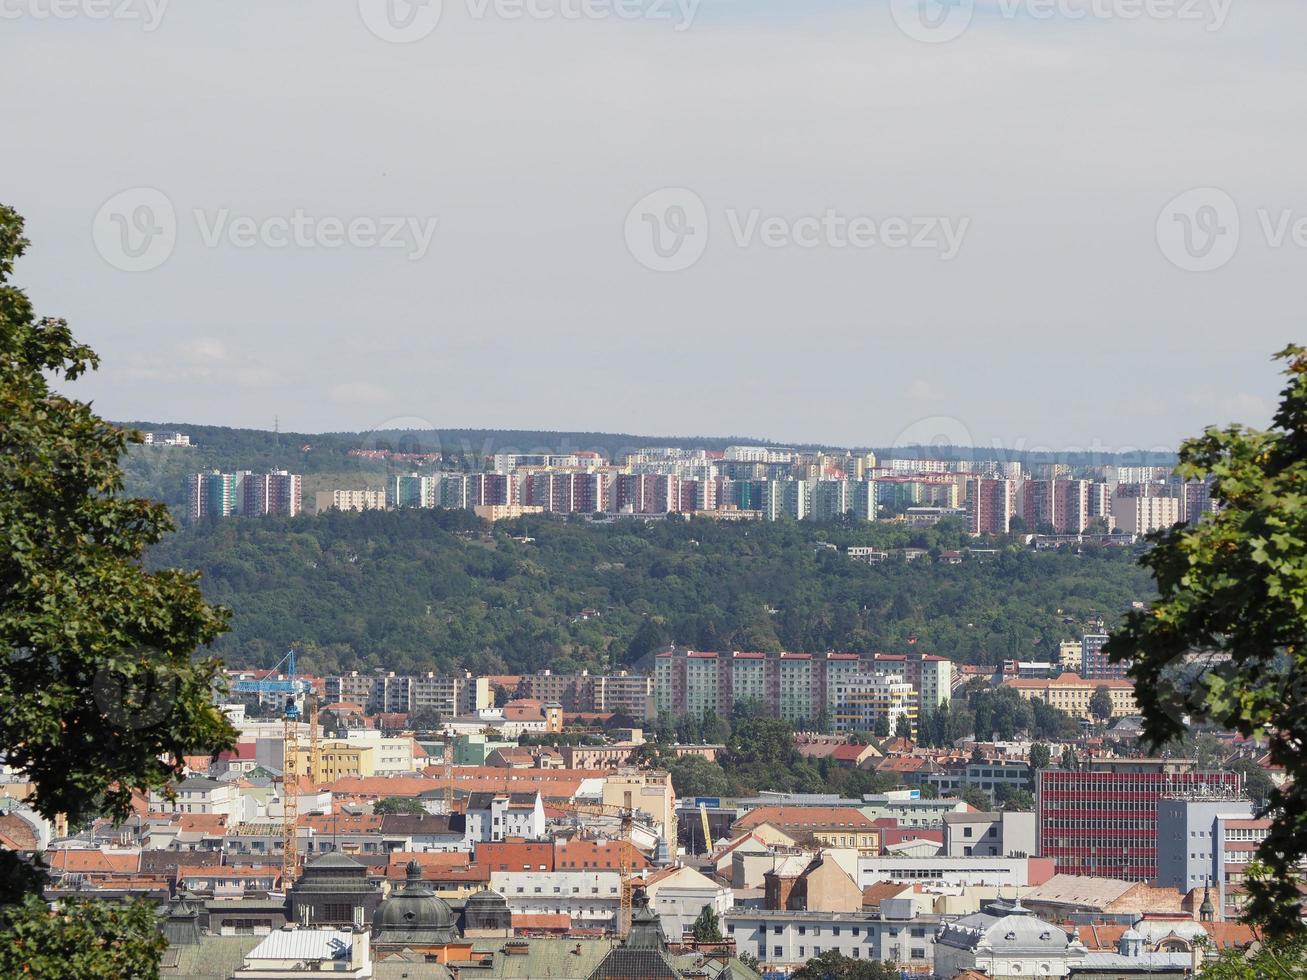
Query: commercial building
[
  {"left": 1036, "top": 760, "right": 1242, "bottom": 880},
  {"left": 1154, "top": 792, "right": 1257, "bottom": 911}
]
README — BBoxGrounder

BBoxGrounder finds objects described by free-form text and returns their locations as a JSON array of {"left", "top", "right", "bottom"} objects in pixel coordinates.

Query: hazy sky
[{"left": 6, "top": 0, "right": 1304, "bottom": 453}]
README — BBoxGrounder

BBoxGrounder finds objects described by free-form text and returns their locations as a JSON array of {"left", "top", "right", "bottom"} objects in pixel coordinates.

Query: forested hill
[{"left": 147, "top": 511, "right": 1154, "bottom": 678}]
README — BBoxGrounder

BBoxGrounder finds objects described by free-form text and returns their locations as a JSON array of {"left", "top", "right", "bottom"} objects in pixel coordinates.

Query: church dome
[{"left": 372, "top": 861, "right": 459, "bottom": 945}]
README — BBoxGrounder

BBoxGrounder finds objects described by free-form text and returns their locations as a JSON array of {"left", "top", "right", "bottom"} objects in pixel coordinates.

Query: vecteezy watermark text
[
  {"left": 889, "top": 0, "right": 1231, "bottom": 44},
  {"left": 0, "top": 0, "right": 169, "bottom": 30},
  {"left": 93, "top": 188, "right": 439, "bottom": 272},
  {"left": 1155, "top": 187, "right": 1307, "bottom": 272},
  {"left": 624, "top": 187, "right": 970, "bottom": 272},
  {"left": 357, "top": 0, "right": 697, "bottom": 43}
]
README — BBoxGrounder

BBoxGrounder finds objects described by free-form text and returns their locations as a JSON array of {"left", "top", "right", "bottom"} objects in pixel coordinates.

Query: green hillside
[{"left": 146, "top": 510, "right": 1154, "bottom": 678}]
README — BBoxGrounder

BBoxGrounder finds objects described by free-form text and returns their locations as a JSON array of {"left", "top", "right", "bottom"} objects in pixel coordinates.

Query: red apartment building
[
  {"left": 967, "top": 477, "right": 1015, "bottom": 535},
  {"left": 1022, "top": 479, "right": 1091, "bottom": 534},
  {"left": 1037, "top": 760, "right": 1241, "bottom": 881}
]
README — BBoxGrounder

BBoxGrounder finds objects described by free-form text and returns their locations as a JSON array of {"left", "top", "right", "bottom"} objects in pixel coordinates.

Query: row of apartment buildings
[
  {"left": 323, "top": 670, "right": 654, "bottom": 720},
  {"left": 188, "top": 470, "right": 302, "bottom": 520},
  {"left": 652, "top": 649, "right": 953, "bottom": 732}
]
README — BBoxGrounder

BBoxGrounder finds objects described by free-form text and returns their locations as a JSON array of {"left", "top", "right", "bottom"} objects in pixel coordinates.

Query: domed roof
[
  {"left": 464, "top": 887, "right": 509, "bottom": 910},
  {"left": 307, "top": 852, "right": 365, "bottom": 872},
  {"left": 372, "top": 861, "right": 459, "bottom": 945}
]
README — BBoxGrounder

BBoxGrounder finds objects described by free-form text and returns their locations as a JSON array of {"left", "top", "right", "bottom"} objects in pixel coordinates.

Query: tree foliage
[
  {"left": 0, "top": 205, "right": 234, "bottom": 834},
  {"left": 373, "top": 796, "right": 426, "bottom": 816},
  {"left": 1107, "top": 346, "right": 1307, "bottom": 937},
  {"left": 691, "top": 905, "right": 724, "bottom": 943},
  {"left": 789, "top": 950, "right": 899, "bottom": 980},
  {"left": 0, "top": 894, "right": 167, "bottom": 979},
  {"left": 144, "top": 507, "right": 1154, "bottom": 677}
]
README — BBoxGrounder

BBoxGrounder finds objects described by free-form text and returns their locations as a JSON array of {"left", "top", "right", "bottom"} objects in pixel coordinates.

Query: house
[
  {"left": 643, "top": 864, "right": 734, "bottom": 939},
  {"left": 464, "top": 791, "right": 545, "bottom": 844}
]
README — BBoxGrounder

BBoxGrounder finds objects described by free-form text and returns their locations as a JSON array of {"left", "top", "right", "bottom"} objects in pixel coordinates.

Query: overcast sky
[{"left": 6, "top": 0, "right": 1304, "bottom": 452}]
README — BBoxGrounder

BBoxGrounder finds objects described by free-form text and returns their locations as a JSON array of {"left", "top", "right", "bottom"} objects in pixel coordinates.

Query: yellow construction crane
[
  {"left": 281, "top": 696, "right": 300, "bottom": 886},
  {"left": 698, "top": 802, "right": 713, "bottom": 854},
  {"left": 552, "top": 802, "right": 638, "bottom": 937}
]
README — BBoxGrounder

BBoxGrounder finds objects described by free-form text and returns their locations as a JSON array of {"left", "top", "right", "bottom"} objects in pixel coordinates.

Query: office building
[{"left": 1036, "top": 760, "right": 1241, "bottom": 880}]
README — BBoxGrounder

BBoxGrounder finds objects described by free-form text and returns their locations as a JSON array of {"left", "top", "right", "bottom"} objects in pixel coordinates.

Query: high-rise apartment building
[
  {"left": 389, "top": 473, "right": 439, "bottom": 509},
  {"left": 1036, "top": 760, "right": 1241, "bottom": 880},
  {"left": 241, "top": 470, "right": 301, "bottom": 517},
  {"left": 966, "top": 478, "right": 1014, "bottom": 535},
  {"left": 1021, "top": 479, "right": 1090, "bottom": 534},
  {"left": 831, "top": 673, "right": 918, "bottom": 736},
  {"left": 1080, "top": 633, "right": 1128, "bottom": 680},
  {"left": 187, "top": 470, "right": 243, "bottom": 521},
  {"left": 188, "top": 470, "right": 299, "bottom": 520},
  {"left": 1111, "top": 492, "right": 1180, "bottom": 536}
]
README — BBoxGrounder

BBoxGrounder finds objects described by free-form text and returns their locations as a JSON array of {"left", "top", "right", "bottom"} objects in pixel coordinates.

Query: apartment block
[
  {"left": 324, "top": 672, "right": 490, "bottom": 717},
  {"left": 242, "top": 471, "right": 301, "bottom": 517},
  {"left": 831, "top": 674, "right": 918, "bottom": 737},
  {"left": 1021, "top": 479, "right": 1090, "bottom": 534},
  {"left": 966, "top": 478, "right": 1014, "bottom": 535},
  {"left": 389, "top": 474, "right": 439, "bottom": 509},
  {"left": 1080, "top": 633, "right": 1127, "bottom": 680},
  {"left": 315, "top": 489, "right": 388, "bottom": 513},
  {"left": 1111, "top": 491, "right": 1180, "bottom": 535},
  {"left": 654, "top": 650, "right": 951, "bottom": 728},
  {"left": 188, "top": 470, "right": 300, "bottom": 520},
  {"left": 187, "top": 470, "right": 243, "bottom": 521}
]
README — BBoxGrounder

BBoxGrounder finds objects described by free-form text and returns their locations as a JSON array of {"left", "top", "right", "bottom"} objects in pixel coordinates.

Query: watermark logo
[
  {"left": 93, "top": 187, "right": 177, "bottom": 273},
  {"left": 93, "top": 660, "right": 180, "bottom": 730},
  {"left": 624, "top": 188, "right": 970, "bottom": 272},
  {"left": 889, "top": 0, "right": 974, "bottom": 44},
  {"left": 93, "top": 187, "right": 440, "bottom": 270},
  {"left": 359, "top": 0, "right": 697, "bottom": 40},
  {"left": 357, "top": 0, "right": 443, "bottom": 43},
  {"left": 0, "top": 0, "right": 170, "bottom": 31},
  {"left": 1155, "top": 187, "right": 1239, "bottom": 272},
  {"left": 890, "top": 0, "right": 1231, "bottom": 42},
  {"left": 624, "top": 187, "right": 710, "bottom": 273}
]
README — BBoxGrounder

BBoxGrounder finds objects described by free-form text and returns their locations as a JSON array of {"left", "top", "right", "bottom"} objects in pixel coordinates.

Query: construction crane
[
  {"left": 552, "top": 802, "right": 638, "bottom": 937},
  {"left": 232, "top": 648, "right": 310, "bottom": 701},
  {"left": 281, "top": 693, "right": 300, "bottom": 886},
  {"left": 698, "top": 802, "right": 713, "bottom": 855}
]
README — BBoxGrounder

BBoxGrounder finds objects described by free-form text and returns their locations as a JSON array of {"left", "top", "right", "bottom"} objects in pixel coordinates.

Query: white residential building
[
  {"left": 489, "top": 869, "right": 621, "bottom": 929},
  {"left": 464, "top": 792, "right": 545, "bottom": 844},
  {"left": 644, "top": 865, "right": 734, "bottom": 940}
]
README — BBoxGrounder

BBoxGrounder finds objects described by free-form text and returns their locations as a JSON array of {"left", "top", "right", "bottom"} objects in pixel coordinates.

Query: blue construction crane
[{"left": 231, "top": 649, "right": 310, "bottom": 705}]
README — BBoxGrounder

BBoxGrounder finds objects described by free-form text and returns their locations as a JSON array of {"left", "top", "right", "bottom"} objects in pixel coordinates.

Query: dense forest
[{"left": 146, "top": 509, "right": 1155, "bottom": 677}]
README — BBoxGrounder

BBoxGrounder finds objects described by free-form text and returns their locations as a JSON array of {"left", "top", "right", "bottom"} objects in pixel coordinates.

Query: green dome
[{"left": 371, "top": 861, "right": 459, "bottom": 945}]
